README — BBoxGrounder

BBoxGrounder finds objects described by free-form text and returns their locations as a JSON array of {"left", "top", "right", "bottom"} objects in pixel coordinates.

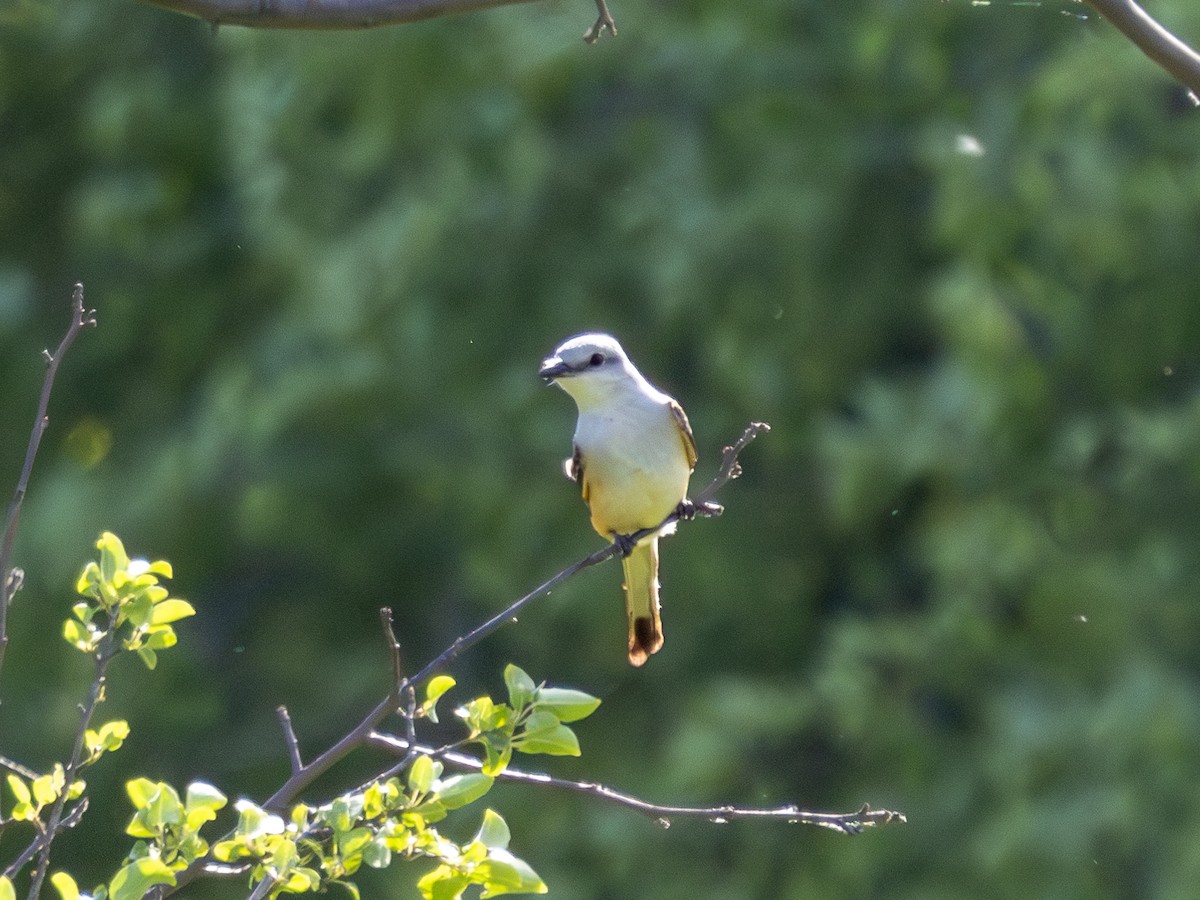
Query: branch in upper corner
[
  {"left": 140, "top": 0, "right": 574, "bottom": 31},
  {"left": 1082, "top": 0, "right": 1200, "bottom": 97},
  {"left": 0, "top": 282, "right": 96, "bottom": 683},
  {"left": 369, "top": 732, "right": 905, "bottom": 835}
]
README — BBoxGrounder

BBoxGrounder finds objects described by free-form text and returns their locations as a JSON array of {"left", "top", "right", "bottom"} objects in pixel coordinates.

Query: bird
[{"left": 540, "top": 333, "right": 696, "bottom": 666}]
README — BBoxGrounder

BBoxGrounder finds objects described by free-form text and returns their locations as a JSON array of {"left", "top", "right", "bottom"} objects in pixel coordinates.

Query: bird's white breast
[{"left": 574, "top": 397, "right": 691, "bottom": 536}]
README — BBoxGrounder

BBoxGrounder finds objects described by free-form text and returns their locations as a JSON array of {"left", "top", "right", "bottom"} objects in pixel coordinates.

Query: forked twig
[{"left": 582, "top": 0, "right": 616, "bottom": 43}]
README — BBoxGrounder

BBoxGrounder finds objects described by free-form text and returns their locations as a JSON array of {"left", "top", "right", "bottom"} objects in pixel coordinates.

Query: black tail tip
[{"left": 627, "top": 616, "right": 664, "bottom": 667}]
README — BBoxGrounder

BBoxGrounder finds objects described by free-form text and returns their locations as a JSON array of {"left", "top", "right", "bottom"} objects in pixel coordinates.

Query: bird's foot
[{"left": 611, "top": 531, "right": 638, "bottom": 557}]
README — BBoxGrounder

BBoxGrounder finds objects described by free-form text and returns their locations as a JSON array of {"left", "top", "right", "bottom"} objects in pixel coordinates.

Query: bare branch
[
  {"left": 140, "top": 0, "right": 543, "bottom": 30},
  {"left": 2, "top": 799, "right": 88, "bottom": 882},
  {"left": 1, "top": 282, "right": 96, "bottom": 685},
  {"left": 1083, "top": 0, "right": 1200, "bottom": 97},
  {"left": 27, "top": 638, "right": 117, "bottom": 898},
  {"left": 368, "top": 732, "right": 904, "bottom": 835},
  {"left": 276, "top": 706, "right": 304, "bottom": 774}
]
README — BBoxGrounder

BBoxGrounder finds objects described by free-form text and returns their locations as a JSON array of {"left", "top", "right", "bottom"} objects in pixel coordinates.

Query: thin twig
[
  {"left": 2, "top": 799, "right": 89, "bottom": 882},
  {"left": 380, "top": 607, "right": 405, "bottom": 697},
  {"left": 368, "top": 732, "right": 904, "bottom": 835},
  {"left": 0, "top": 755, "right": 39, "bottom": 780},
  {"left": 27, "top": 638, "right": 117, "bottom": 898},
  {"left": 276, "top": 707, "right": 304, "bottom": 775},
  {"left": 1082, "top": 0, "right": 1200, "bottom": 96},
  {"left": 0, "top": 283, "right": 96, "bottom": 683},
  {"left": 159, "top": 423, "right": 766, "bottom": 897},
  {"left": 582, "top": 0, "right": 616, "bottom": 43}
]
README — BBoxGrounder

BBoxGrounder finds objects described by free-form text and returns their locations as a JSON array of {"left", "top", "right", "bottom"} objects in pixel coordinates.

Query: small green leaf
[
  {"left": 408, "top": 755, "right": 436, "bottom": 796},
  {"left": 137, "top": 647, "right": 158, "bottom": 669},
  {"left": 143, "top": 627, "right": 178, "bottom": 650},
  {"left": 7, "top": 774, "right": 31, "bottom": 805},
  {"left": 480, "top": 740, "right": 512, "bottom": 777},
  {"left": 363, "top": 836, "right": 392, "bottom": 869},
  {"left": 185, "top": 782, "right": 227, "bottom": 828},
  {"left": 32, "top": 773, "right": 59, "bottom": 806},
  {"left": 143, "top": 782, "right": 184, "bottom": 829},
  {"left": 62, "top": 619, "right": 93, "bottom": 651},
  {"left": 476, "top": 849, "right": 547, "bottom": 897},
  {"left": 475, "top": 809, "right": 510, "bottom": 849},
  {"left": 516, "top": 711, "right": 581, "bottom": 756},
  {"left": 0, "top": 876, "right": 15, "bottom": 900},
  {"left": 422, "top": 675, "right": 456, "bottom": 724},
  {"left": 150, "top": 599, "right": 195, "bottom": 625},
  {"left": 434, "top": 773, "right": 493, "bottom": 810},
  {"left": 417, "top": 867, "right": 470, "bottom": 900},
  {"left": 149, "top": 560, "right": 173, "bottom": 578},
  {"left": 97, "top": 533, "right": 130, "bottom": 585},
  {"left": 503, "top": 665, "right": 536, "bottom": 710},
  {"left": 75, "top": 562, "right": 99, "bottom": 596},
  {"left": 99, "top": 720, "right": 131, "bottom": 751},
  {"left": 126, "top": 778, "right": 158, "bottom": 809},
  {"left": 124, "top": 592, "right": 154, "bottom": 628},
  {"left": 50, "top": 872, "right": 80, "bottom": 900},
  {"left": 533, "top": 687, "right": 601, "bottom": 723},
  {"left": 108, "top": 857, "right": 176, "bottom": 900}
]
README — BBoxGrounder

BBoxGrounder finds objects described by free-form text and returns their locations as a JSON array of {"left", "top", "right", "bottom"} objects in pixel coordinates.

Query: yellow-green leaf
[
  {"left": 7, "top": 774, "right": 31, "bottom": 805},
  {"left": 408, "top": 755, "right": 436, "bottom": 796},
  {"left": 50, "top": 872, "right": 80, "bottom": 900},
  {"left": 149, "top": 599, "right": 195, "bottom": 625},
  {"left": 33, "top": 773, "right": 59, "bottom": 805},
  {"left": 108, "top": 857, "right": 175, "bottom": 900},
  {"left": 0, "top": 875, "right": 15, "bottom": 900},
  {"left": 126, "top": 778, "right": 158, "bottom": 809},
  {"left": 533, "top": 687, "right": 601, "bottom": 723}
]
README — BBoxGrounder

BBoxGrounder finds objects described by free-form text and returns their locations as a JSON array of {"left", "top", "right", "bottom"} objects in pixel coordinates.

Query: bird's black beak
[{"left": 539, "top": 357, "right": 571, "bottom": 381}]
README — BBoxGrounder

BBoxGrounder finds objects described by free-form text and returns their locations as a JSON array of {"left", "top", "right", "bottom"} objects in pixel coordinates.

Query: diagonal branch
[
  {"left": 368, "top": 731, "right": 905, "bottom": 835},
  {"left": 405, "top": 422, "right": 769, "bottom": 688},
  {"left": 0, "top": 282, "right": 96, "bottom": 685},
  {"left": 137, "top": 0, "right": 616, "bottom": 40},
  {"left": 1082, "top": 0, "right": 1200, "bottom": 97}
]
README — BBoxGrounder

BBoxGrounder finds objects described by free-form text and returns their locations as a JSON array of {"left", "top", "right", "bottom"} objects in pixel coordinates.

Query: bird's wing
[
  {"left": 669, "top": 399, "right": 698, "bottom": 470},
  {"left": 564, "top": 444, "right": 589, "bottom": 503}
]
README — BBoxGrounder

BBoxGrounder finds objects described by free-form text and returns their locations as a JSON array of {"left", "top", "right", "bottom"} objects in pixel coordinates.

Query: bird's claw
[{"left": 611, "top": 532, "right": 638, "bottom": 557}]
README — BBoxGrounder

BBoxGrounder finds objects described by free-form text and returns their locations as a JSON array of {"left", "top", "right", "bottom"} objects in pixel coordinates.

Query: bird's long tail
[{"left": 622, "top": 537, "right": 664, "bottom": 667}]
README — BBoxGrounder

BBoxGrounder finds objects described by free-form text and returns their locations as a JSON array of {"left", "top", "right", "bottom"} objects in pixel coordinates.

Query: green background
[{"left": 3, "top": 0, "right": 1200, "bottom": 896}]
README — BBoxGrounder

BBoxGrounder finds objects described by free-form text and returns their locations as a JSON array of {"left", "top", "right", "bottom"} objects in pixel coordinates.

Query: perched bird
[{"left": 540, "top": 333, "right": 696, "bottom": 666}]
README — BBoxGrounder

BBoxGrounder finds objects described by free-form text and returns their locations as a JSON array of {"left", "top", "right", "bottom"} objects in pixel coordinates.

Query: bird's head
[{"left": 539, "top": 333, "right": 641, "bottom": 405}]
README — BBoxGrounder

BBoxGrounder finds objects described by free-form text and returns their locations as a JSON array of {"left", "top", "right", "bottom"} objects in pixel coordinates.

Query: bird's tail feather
[{"left": 622, "top": 538, "right": 664, "bottom": 667}]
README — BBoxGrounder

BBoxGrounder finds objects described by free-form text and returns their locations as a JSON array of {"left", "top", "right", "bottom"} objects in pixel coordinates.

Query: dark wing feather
[{"left": 669, "top": 400, "right": 698, "bottom": 469}]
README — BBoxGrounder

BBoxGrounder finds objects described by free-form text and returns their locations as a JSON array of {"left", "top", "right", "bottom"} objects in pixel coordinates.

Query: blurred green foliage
[{"left": 3, "top": 0, "right": 1200, "bottom": 896}]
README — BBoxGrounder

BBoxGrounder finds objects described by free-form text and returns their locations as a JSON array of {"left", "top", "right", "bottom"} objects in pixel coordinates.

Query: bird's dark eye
[{"left": 589, "top": 353, "right": 604, "bottom": 367}]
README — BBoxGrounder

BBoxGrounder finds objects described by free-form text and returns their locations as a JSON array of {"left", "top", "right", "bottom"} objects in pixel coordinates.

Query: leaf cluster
[{"left": 63, "top": 533, "right": 194, "bottom": 670}]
